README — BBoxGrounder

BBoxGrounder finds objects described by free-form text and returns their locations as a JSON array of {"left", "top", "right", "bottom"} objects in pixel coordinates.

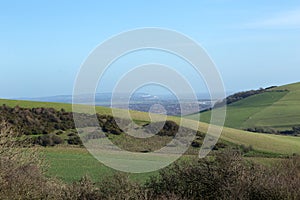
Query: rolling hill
[
  {"left": 1, "top": 97, "right": 300, "bottom": 155},
  {"left": 1, "top": 96, "right": 300, "bottom": 182},
  {"left": 187, "top": 82, "right": 300, "bottom": 133}
]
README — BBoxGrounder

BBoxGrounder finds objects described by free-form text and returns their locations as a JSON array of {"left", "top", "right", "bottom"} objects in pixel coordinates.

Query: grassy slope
[
  {"left": 2, "top": 96, "right": 300, "bottom": 182},
  {"left": 2, "top": 98, "right": 300, "bottom": 155},
  {"left": 0, "top": 98, "right": 151, "bottom": 122},
  {"left": 187, "top": 82, "right": 300, "bottom": 131},
  {"left": 244, "top": 82, "right": 300, "bottom": 130}
]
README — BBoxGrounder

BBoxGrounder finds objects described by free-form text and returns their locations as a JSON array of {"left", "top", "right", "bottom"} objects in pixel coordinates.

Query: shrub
[
  {"left": 292, "top": 126, "right": 300, "bottom": 134},
  {"left": 246, "top": 127, "right": 279, "bottom": 134},
  {"left": 0, "top": 121, "right": 63, "bottom": 199},
  {"left": 145, "top": 150, "right": 300, "bottom": 200},
  {"left": 35, "top": 134, "right": 64, "bottom": 146},
  {"left": 191, "top": 140, "right": 201, "bottom": 148},
  {"left": 52, "top": 134, "right": 64, "bottom": 145},
  {"left": 65, "top": 176, "right": 100, "bottom": 200},
  {"left": 96, "top": 173, "right": 143, "bottom": 199},
  {"left": 56, "top": 130, "right": 64, "bottom": 135},
  {"left": 67, "top": 135, "right": 83, "bottom": 146}
]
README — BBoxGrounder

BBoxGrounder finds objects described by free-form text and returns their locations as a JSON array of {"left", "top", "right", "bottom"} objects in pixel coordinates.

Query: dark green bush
[
  {"left": 52, "top": 134, "right": 64, "bottom": 145},
  {"left": 292, "top": 126, "right": 300, "bottom": 134},
  {"left": 67, "top": 135, "right": 83, "bottom": 146},
  {"left": 246, "top": 127, "right": 279, "bottom": 134},
  {"left": 35, "top": 134, "right": 64, "bottom": 146},
  {"left": 191, "top": 140, "right": 201, "bottom": 147}
]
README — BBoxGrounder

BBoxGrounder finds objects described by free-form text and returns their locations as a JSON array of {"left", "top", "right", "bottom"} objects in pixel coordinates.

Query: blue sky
[{"left": 0, "top": 0, "right": 299, "bottom": 98}]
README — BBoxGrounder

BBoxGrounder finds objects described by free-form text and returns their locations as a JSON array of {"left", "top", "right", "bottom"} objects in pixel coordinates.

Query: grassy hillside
[
  {"left": 244, "top": 82, "right": 300, "bottom": 131},
  {"left": 2, "top": 98, "right": 300, "bottom": 155},
  {"left": 2, "top": 96, "right": 300, "bottom": 183},
  {"left": 187, "top": 82, "right": 300, "bottom": 132}
]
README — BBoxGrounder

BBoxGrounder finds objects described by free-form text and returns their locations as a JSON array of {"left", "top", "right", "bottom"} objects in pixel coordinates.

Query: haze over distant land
[{"left": 14, "top": 92, "right": 215, "bottom": 116}]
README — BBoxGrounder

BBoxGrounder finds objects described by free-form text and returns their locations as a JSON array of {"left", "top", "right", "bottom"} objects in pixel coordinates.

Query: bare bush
[
  {"left": 145, "top": 150, "right": 300, "bottom": 200},
  {"left": 0, "top": 121, "right": 63, "bottom": 199}
]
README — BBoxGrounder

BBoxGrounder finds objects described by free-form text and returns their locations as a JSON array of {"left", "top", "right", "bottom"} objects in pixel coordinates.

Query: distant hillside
[
  {"left": 211, "top": 86, "right": 279, "bottom": 109},
  {"left": 12, "top": 93, "right": 210, "bottom": 116},
  {"left": 187, "top": 82, "right": 300, "bottom": 135}
]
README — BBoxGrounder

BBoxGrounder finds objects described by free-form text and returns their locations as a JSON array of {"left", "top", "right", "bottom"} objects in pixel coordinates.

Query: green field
[
  {"left": 43, "top": 147, "right": 113, "bottom": 183},
  {"left": 187, "top": 82, "right": 300, "bottom": 131},
  {"left": 43, "top": 147, "right": 157, "bottom": 183}
]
